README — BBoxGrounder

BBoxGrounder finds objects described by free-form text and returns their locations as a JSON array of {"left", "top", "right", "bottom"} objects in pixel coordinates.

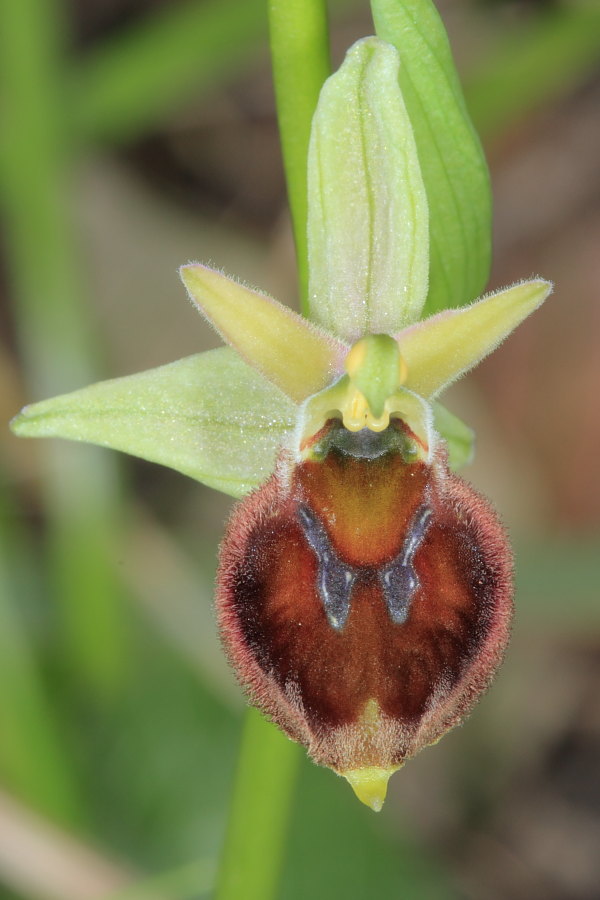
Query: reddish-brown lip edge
[{"left": 216, "top": 421, "right": 513, "bottom": 781}]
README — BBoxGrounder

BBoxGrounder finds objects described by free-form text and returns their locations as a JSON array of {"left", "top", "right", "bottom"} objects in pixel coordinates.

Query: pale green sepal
[
  {"left": 432, "top": 402, "right": 475, "bottom": 471},
  {"left": 371, "top": 0, "right": 492, "bottom": 315},
  {"left": 180, "top": 264, "right": 347, "bottom": 403},
  {"left": 307, "top": 37, "right": 429, "bottom": 342},
  {"left": 10, "top": 349, "right": 296, "bottom": 499},
  {"left": 398, "top": 279, "right": 552, "bottom": 398}
]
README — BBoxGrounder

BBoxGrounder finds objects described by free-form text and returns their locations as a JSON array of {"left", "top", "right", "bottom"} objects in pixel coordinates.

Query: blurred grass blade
[
  {"left": 0, "top": 0, "right": 126, "bottom": 697},
  {"left": 371, "top": 0, "right": 492, "bottom": 315},
  {"left": 12, "top": 349, "right": 297, "bottom": 499},
  {"left": 465, "top": 4, "right": 600, "bottom": 139},
  {"left": 71, "top": 0, "right": 267, "bottom": 145},
  {"left": 0, "top": 484, "right": 82, "bottom": 827},
  {"left": 123, "top": 509, "right": 242, "bottom": 711},
  {"left": 102, "top": 859, "right": 215, "bottom": 900},
  {"left": 0, "top": 790, "right": 151, "bottom": 900}
]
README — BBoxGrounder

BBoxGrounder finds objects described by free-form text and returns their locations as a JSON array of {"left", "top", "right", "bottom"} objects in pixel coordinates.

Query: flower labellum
[{"left": 217, "top": 336, "right": 513, "bottom": 811}]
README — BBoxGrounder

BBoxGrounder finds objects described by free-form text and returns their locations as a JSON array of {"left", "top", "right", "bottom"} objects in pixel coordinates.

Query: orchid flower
[{"left": 11, "top": 28, "right": 551, "bottom": 812}]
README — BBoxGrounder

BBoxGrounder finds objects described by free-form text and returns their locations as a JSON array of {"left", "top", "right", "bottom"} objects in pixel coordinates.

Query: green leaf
[
  {"left": 371, "top": 0, "right": 492, "bottom": 315},
  {"left": 307, "top": 37, "right": 429, "bottom": 342},
  {"left": 399, "top": 279, "right": 552, "bottom": 398},
  {"left": 11, "top": 349, "right": 296, "bottom": 499},
  {"left": 432, "top": 402, "right": 474, "bottom": 471}
]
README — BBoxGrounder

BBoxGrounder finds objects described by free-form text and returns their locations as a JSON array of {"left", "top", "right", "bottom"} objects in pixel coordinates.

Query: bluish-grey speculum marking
[
  {"left": 298, "top": 503, "right": 433, "bottom": 630},
  {"left": 298, "top": 505, "right": 357, "bottom": 630},
  {"left": 379, "top": 506, "right": 432, "bottom": 624}
]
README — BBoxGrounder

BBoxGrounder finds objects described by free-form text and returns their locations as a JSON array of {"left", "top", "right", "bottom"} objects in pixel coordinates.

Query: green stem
[
  {"left": 215, "top": 5, "right": 329, "bottom": 896},
  {"left": 268, "top": 0, "right": 331, "bottom": 310},
  {"left": 215, "top": 708, "right": 301, "bottom": 900}
]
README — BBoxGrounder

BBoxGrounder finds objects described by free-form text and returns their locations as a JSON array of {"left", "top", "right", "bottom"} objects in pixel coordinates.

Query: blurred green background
[{"left": 1, "top": 0, "right": 599, "bottom": 898}]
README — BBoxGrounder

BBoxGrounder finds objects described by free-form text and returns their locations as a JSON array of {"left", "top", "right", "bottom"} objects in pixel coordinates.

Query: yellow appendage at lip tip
[
  {"left": 342, "top": 765, "right": 402, "bottom": 812},
  {"left": 340, "top": 699, "right": 402, "bottom": 811}
]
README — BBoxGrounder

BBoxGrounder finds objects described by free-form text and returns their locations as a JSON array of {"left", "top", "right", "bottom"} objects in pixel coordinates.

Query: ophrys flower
[{"left": 11, "top": 35, "right": 551, "bottom": 810}]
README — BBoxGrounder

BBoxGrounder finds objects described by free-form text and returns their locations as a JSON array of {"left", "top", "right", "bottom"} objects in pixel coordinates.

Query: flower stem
[
  {"left": 268, "top": 0, "right": 331, "bottom": 311},
  {"left": 215, "top": 708, "right": 301, "bottom": 900},
  {"left": 216, "top": 3, "right": 329, "bottom": 896}
]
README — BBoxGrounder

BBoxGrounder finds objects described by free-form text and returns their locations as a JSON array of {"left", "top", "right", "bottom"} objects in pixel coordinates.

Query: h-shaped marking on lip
[
  {"left": 297, "top": 505, "right": 357, "bottom": 630},
  {"left": 379, "top": 505, "right": 432, "bottom": 624},
  {"left": 298, "top": 504, "right": 432, "bottom": 631}
]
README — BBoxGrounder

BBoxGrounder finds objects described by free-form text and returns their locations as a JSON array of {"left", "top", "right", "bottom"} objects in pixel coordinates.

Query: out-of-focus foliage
[{"left": 1, "top": 1, "right": 599, "bottom": 898}]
